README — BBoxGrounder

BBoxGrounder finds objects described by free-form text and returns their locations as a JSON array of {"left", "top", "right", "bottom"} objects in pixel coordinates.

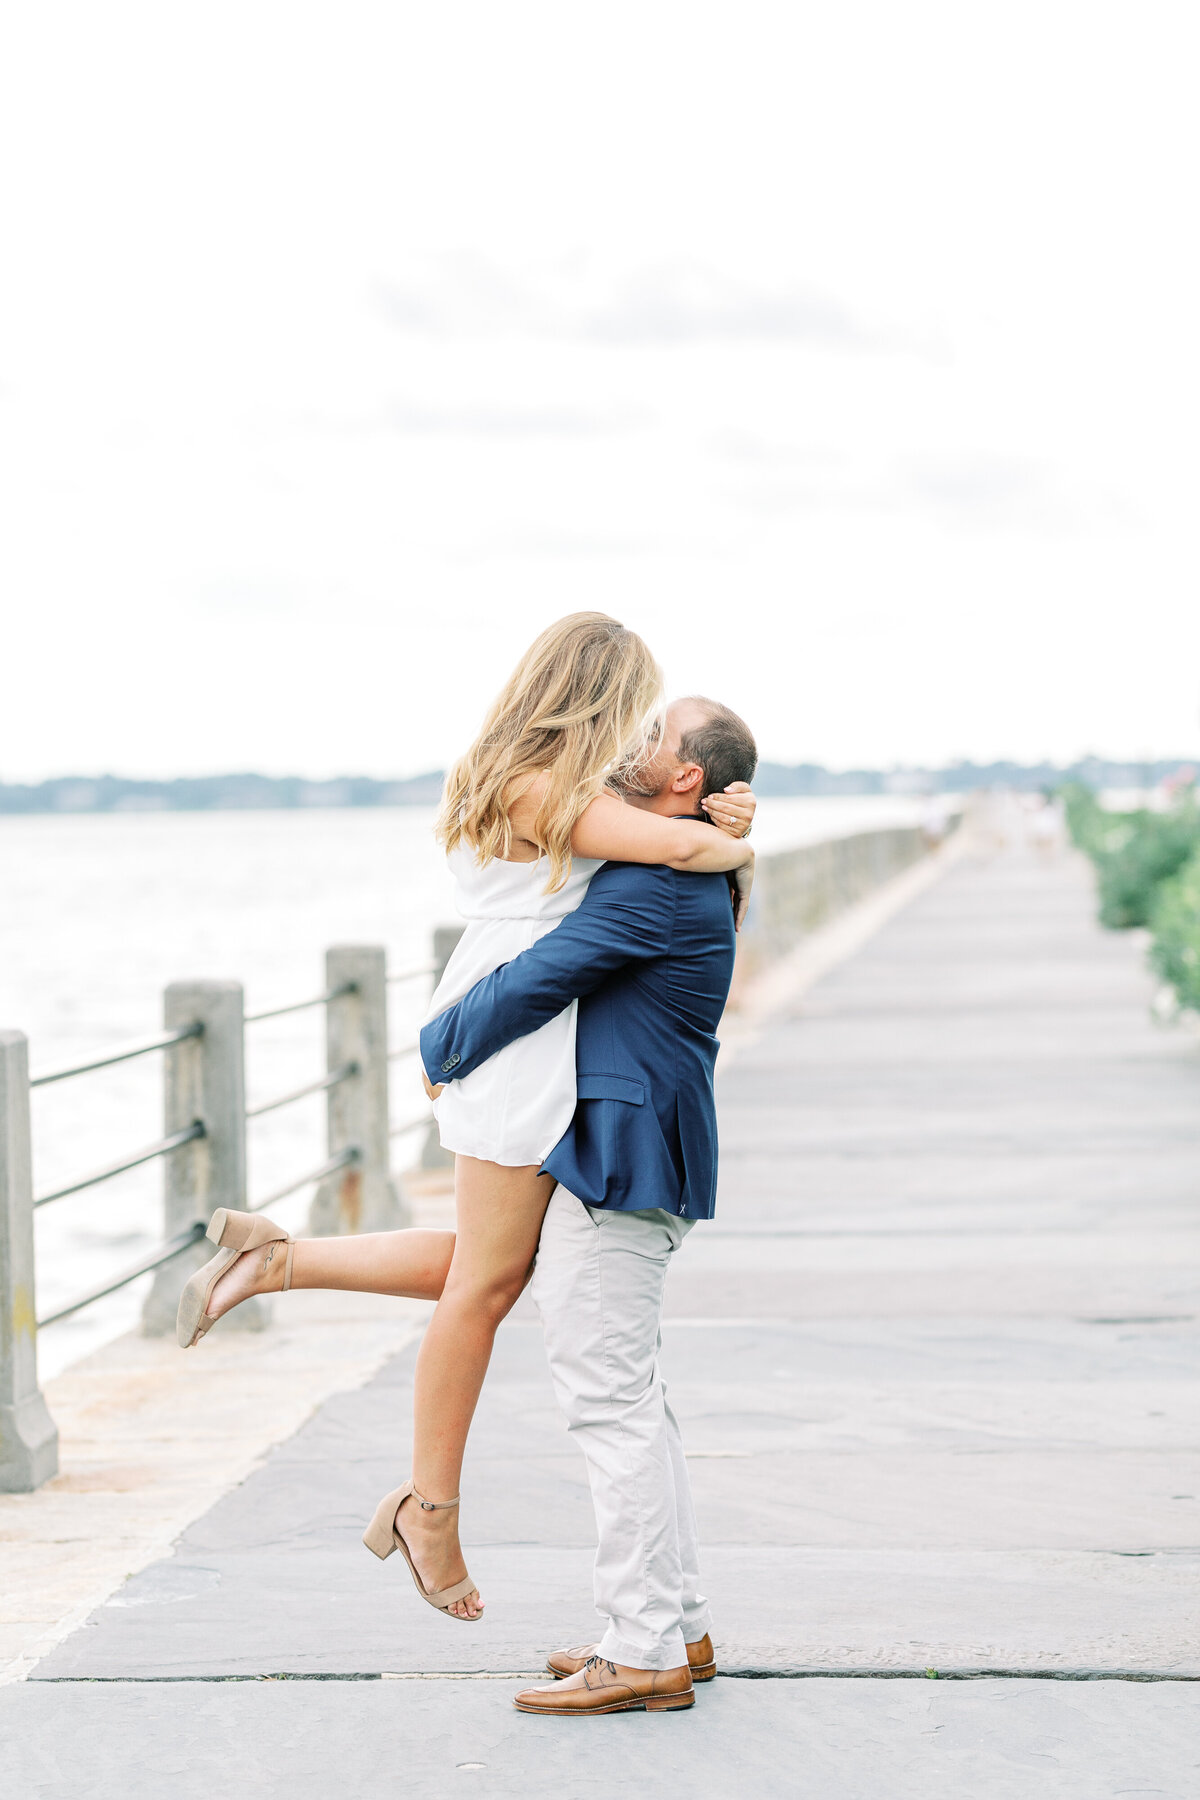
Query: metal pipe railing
[
  {"left": 34, "top": 1122, "right": 206, "bottom": 1208},
  {"left": 390, "top": 1110, "right": 434, "bottom": 1139},
  {"left": 243, "top": 981, "right": 356, "bottom": 1025},
  {"left": 2, "top": 931, "right": 458, "bottom": 1494},
  {"left": 250, "top": 1146, "right": 359, "bottom": 1215},
  {"left": 386, "top": 961, "right": 437, "bottom": 985},
  {"left": 244, "top": 1061, "right": 358, "bottom": 1120},
  {"left": 30, "top": 1023, "right": 203, "bottom": 1088},
  {"left": 36, "top": 1222, "right": 208, "bottom": 1331}
]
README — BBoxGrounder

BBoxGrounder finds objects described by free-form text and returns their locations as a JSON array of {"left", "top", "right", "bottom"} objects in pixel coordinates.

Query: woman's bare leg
[
  {"left": 399, "top": 1155, "right": 555, "bottom": 1619},
  {"left": 206, "top": 1228, "right": 456, "bottom": 1319},
  {"left": 202, "top": 1157, "right": 551, "bottom": 1619}
]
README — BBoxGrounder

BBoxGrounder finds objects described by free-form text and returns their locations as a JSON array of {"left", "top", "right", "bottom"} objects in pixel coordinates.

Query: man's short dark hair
[{"left": 677, "top": 697, "right": 758, "bottom": 796}]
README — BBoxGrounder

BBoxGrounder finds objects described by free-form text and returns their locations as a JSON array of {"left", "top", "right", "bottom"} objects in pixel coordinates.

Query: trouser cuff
[
  {"left": 595, "top": 1628, "right": 689, "bottom": 1672},
  {"left": 682, "top": 1606, "right": 714, "bottom": 1643}
]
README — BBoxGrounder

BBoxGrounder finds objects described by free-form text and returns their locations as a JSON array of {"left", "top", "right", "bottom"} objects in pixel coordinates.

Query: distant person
[
  {"left": 1028, "top": 793, "right": 1063, "bottom": 857},
  {"left": 920, "top": 792, "right": 951, "bottom": 849},
  {"left": 175, "top": 614, "right": 757, "bottom": 1713},
  {"left": 968, "top": 786, "right": 1011, "bottom": 852}
]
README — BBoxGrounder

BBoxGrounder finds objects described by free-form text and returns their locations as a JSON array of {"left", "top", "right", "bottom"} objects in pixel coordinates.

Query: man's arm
[{"left": 420, "top": 862, "right": 677, "bottom": 1084}]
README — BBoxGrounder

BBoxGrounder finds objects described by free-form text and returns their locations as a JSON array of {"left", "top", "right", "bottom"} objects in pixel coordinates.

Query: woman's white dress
[{"left": 423, "top": 845, "right": 600, "bottom": 1166}]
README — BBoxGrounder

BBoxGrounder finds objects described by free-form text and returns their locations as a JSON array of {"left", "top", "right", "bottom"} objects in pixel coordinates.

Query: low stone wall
[{"left": 743, "top": 825, "right": 936, "bottom": 967}]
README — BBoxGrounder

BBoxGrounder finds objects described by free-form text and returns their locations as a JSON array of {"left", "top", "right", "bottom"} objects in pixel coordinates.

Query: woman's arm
[{"left": 569, "top": 791, "right": 753, "bottom": 873}]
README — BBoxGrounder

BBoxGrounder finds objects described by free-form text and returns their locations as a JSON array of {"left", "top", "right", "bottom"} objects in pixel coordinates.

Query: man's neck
[{"left": 624, "top": 789, "right": 707, "bottom": 821}]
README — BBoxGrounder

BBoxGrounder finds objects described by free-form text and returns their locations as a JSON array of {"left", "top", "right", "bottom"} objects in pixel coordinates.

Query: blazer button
[{"left": 441, "top": 1053, "right": 461, "bottom": 1072}]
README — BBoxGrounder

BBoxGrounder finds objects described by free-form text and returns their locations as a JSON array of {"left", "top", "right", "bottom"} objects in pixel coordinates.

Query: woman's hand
[
  {"left": 702, "top": 780, "right": 755, "bottom": 840},
  {"left": 731, "top": 850, "right": 755, "bottom": 932},
  {"left": 421, "top": 1067, "right": 444, "bottom": 1103}
]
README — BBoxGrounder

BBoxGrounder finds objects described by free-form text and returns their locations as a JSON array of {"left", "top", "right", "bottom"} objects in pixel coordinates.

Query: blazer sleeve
[{"left": 420, "top": 862, "right": 677, "bottom": 1084}]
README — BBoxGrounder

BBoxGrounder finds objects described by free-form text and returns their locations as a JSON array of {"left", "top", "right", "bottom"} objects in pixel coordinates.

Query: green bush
[
  {"left": 1063, "top": 781, "right": 1200, "bottom": 998},
  {"left": 1090, "top": 802, "right": 1200, "bottom": 929},
  {"left": 1061, "top": 783, "right": 1107, "bottom": 855},
  {"left": 1150, "top": 846, "right": 1200, "bottom": 1012}
]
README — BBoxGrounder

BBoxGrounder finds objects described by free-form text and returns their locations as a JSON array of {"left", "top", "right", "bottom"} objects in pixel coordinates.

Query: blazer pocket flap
[{"left": 577, "top": 1074, "right": 645, "bottom": 1105}]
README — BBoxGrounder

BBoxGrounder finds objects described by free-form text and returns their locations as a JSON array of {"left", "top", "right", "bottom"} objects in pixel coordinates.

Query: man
[{"left": 420, "top": 696, "right": 757, "bottom": 1716}]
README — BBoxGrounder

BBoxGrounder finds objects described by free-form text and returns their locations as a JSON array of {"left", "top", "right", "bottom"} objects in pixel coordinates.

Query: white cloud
[
  {"left": 1, "top": 0, "right": 1198, "bottom": 780},
  {"left": 378, "top": 254, "right": 893, "bottom": 350}
]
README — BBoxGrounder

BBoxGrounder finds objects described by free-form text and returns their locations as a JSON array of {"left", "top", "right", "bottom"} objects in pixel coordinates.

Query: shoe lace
[{"left": 583, "top": 1655, "right": 617, "bottom": 1679}]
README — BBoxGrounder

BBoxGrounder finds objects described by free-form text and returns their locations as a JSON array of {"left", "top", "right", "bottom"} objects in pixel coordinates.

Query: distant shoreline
[{"left": 1, "top": 758, "right": 1194, "bottom": 816}]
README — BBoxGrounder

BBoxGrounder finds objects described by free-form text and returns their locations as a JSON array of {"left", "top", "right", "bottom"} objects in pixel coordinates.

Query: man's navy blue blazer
[{"left": 419, "top": 860, "right": 736, "bottom": 1219}]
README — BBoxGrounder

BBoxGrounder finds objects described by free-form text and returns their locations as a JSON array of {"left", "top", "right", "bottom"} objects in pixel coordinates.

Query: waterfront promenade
[{"left": 5, "top": 836, "right": 1200, "bottom": 1795}]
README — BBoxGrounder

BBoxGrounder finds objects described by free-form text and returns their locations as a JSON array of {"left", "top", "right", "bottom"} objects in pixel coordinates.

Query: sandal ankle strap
[{"left": 411, "top": 1484, "right": 460, "bottom": 1511}]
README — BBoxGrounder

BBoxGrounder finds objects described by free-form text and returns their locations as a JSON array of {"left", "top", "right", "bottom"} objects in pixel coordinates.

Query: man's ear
[{"left": 671, "top": 762, "right": 706, "bottom": 796}]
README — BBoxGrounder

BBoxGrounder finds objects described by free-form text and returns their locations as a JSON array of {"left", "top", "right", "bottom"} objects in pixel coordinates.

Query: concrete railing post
[
  {"left": 0, "top": 1032, "right": 58, "bottom": 1492},
  {"left": 420, "top": 924, "right": 465, "bottom": 1172},
  {"left": 142, "top": 981, "right": 264, "bottom": 1335},
  {"left": 309, "top": 947, "right": 409, "bottom": 1235}
]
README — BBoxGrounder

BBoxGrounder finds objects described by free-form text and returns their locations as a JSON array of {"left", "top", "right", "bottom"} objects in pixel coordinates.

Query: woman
[{"left": 176, "top": 613, "right": 755, "bottom": 1623}]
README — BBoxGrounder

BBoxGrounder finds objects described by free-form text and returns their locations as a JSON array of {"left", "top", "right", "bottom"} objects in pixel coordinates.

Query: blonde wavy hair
[{"left": 436, "top": 613, "right": 664, "bottom": 892}]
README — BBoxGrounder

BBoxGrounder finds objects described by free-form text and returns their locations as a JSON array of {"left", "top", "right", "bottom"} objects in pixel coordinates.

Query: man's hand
[
  {"left": 701, "top": 781, "right": 755, "bottom": 840},
  {"left": 421, "top": 1067, "right": 444, "bottom": 1103}
]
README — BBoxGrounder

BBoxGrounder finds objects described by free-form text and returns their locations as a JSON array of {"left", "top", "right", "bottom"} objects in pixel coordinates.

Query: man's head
[{"left": 617, "top": 696, "right": 758, "bottom": 815}]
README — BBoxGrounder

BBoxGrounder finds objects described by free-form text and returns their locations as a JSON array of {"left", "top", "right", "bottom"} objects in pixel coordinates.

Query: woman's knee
[{"left": 443, "top": 1261, "right": 531, "bottom": 1326}]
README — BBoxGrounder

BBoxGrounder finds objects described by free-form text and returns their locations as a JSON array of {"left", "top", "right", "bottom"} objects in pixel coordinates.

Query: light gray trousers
[{"left": 529, "top": 1186, "right": 712, "bottom": 1670}]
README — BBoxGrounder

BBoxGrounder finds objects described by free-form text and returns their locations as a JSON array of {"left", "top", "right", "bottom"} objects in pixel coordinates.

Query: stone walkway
[{"left": 6, "top": 842, "right": 1200, "bottom": 1796}]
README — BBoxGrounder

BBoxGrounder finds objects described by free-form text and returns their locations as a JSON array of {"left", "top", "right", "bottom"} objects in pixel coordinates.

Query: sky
[{"left": 2, "top": 1, "right": 1198, "bottom": 781}]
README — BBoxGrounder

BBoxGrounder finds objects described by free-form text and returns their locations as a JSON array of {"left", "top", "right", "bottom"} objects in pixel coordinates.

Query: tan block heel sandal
[
  {"left": 362, "top": 1481, "right": 480, "bottom": 1622},
  {"left": 175, "top": 1208, "right": 293, "bottom": 1349}
]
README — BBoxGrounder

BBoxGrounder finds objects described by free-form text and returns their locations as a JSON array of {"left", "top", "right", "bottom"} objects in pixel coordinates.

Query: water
[{"left": 0, "top": 795, "right": 933, "bottom": 1374}]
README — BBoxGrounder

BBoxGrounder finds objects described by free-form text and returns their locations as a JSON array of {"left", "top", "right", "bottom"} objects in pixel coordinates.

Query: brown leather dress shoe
[
  {"left": 514, "top": 1656, "right": 694, "bottom": 1716},
  {"left": 546, "top": 1633, "right": 716, "bottom": 1684}
]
